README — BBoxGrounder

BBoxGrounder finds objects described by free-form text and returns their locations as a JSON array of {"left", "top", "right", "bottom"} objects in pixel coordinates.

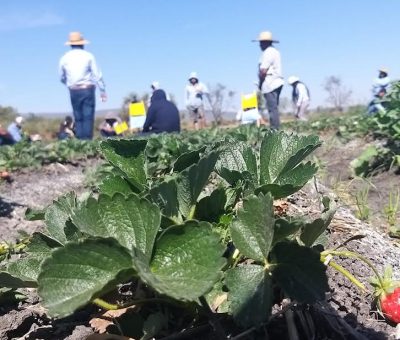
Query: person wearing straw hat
[
  {"left": 185, "top": 72, "right": 210, "bottom": 130},
  {"left": 287, "top": 76, "right": 310, "bottom": 121},
  {"left": 253, "top": 31, "right": 284, "bottom": 129},
  {"left": 59, "top": 32, "right": 107, "bottom": 140}
]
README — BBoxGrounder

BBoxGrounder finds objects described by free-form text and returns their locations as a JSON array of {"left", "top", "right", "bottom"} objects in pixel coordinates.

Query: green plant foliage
[
  {"left": 0, "top": 127, "right": 337, "bottom": 337},
  {"left": 270, "top": 242, "right": 329, "bottom": 302},
  {"left": 71, "top": 193, "right": 161, "bottom": 258},
  {"left": 7, "top": 233, "right": 60, "bottom": 283},
  {"left": 98, "top": 175, "right": 135, "bottom": 196},
  {"left": 44, "top": 192, "right": 78, "bottom": 245},
  {"left": 230, "top": 193, "right": 274, "bottom": 263},
  {"left": 176, "top": 151, "right": 219, "bottom": 218},
  {"left": 134, "top": 221, "right": 225, "bottom": 301},
  {"left": 217, "top": 131, "right": 321, "bottom": 199},
  {"left": 100, "top": 139, "right": 148, "bottom": 191},
  {"left": 38, "top": 238, "right": 134, "bottom": 317},
  {"left": 225, "top": 265, "right": 272, "bottom": 327}
]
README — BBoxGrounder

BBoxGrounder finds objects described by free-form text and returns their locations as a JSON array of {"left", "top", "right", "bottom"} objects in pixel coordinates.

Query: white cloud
[{"left": 0, "top": 10, "right": 65, "bottom": 31}]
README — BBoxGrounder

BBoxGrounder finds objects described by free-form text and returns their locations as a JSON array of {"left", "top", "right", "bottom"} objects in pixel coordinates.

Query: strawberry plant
[{"left": 0, "top": 129, "right": 338, "bottom": 337}]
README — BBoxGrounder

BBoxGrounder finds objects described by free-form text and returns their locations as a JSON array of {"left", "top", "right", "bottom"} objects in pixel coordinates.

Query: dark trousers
[
  {"left": 264, "top": 85, "right": 283, "bottom": 129},
  {"left": 69, "top": 87, "right": 96, "bottom": 140}
]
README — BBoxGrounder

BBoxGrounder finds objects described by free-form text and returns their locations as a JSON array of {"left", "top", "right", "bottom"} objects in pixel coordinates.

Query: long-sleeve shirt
[
  {"left": 185, "top": 82, "right": 209, "bottom": 108},
  {"left": 7, "top": 123, "right": 22, "bottom": 143},
  {"left": 259, "top": 46, "right": 284, "bottom": 93},
  {"left": 372, "top": 76, "right": 390, "bottom": 97},
  {"left": 59, "top": 48, "right": 106, "bottom": 93},
  {"left": 292, "top": 82, "right": 310, "bottom": 107}
]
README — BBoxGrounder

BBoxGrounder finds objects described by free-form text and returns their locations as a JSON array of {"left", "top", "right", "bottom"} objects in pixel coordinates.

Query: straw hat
[
  {"left": 252, "top": 31, "right": 279, "bottom": 43},
  {"left": 189, "top": 72, "right": 198, "bottom": 80},
  {"left": 287, "top": 76, "right": 300, "bottom": 85},
  {"left": 65, "top": 32, "right": 89, "bottom": 46}
]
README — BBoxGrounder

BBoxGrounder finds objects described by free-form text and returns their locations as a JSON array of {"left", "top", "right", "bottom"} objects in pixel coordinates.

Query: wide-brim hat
[
  {"left": 287, "top": 76, "right": 300, "bottom": 85},
  {"left": 379, "top": 67, "right": 389, "bottom": 74},
  {"left": 252, "top": 31, "right": 279, "bottom": 43},
  {"left": 65, "top": 32, "right": 89, "bottom": 46}
]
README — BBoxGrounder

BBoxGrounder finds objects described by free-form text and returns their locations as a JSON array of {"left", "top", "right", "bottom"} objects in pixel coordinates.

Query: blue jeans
[
  {"left": 264, "top": 86, "right": 283, "bottom": 129},
  {"left": 69, "top": 87, "right": 96, "bottom": 140}
]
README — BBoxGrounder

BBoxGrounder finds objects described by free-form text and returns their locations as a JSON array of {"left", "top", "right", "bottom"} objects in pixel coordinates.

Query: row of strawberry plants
[
  {"left": 0, "top": 129, "right": 338, "bottom": 338},
  {"left": 0, "top": 138, "right": 99, "bottom": 172}
]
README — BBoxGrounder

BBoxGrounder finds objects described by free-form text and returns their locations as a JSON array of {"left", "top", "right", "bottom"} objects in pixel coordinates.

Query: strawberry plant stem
[
  {"left": 93, "top": 297, "right": 183, "bottom": 310},
  {"left": 327, "top": 259, "right": 367, "bottom": 291},
  {"left": 323, "top": 250, "right": 385, "bottom": 288}
]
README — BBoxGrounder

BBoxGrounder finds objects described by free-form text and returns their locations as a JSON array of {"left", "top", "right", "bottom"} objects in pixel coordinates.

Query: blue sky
[{"left": 0, "top": 0, "right": 399, "bottom": 114}]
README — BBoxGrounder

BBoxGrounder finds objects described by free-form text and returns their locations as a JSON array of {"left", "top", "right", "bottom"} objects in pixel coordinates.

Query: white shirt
[
  {"left": 372, "top": 76, "right": 390, "bottom": 96},
  {"left": 294, "top": 83, "right": 310, "bottom": 107},
  {"left": 59, "top": 48, "right": 106, "bottom": 92},
  {"left": 259, "top": 46, "right": 284, "bottom": 93},
  {"left": 185, "top": 82, "right": 209, "bottom": 108}
]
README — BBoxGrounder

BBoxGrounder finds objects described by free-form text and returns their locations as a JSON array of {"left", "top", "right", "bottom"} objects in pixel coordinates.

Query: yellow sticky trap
[
  {"left": 114, "top": 121, "right": 129, "bottom": 135},
  {"left": 241, "top": 93, "right": 258, "bottom": 110},
  {"left": 129, "top": 102, "right": 146, "bottom": 116}
]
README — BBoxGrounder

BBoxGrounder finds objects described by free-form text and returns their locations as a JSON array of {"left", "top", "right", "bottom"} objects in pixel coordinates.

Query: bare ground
[{"left": 0, "top": 159, "right": 100, "bottom": 242}]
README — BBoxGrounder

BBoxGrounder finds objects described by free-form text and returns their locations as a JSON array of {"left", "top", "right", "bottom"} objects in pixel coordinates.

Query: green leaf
[
  {"left": 7, "top": 232, "right": 60, "bottom": 283},
  {"left": 0, "top": 272, "right": 33, "bottom": 288},
  {"left": 271, "top": 242, "right": 328, "bottom": 303},
  {"left": 300, "top": 202, "right": 335, "bottom": 247},
  {"left": 25, "top": 208, "right": 45, "bottom": 221},
  {"left": 44, "top": 192, "right": 77, "bottom": 245},
  {"left": 225, "top": 265, "right": 272, "bottom": 327},
  {"left": 177, "top": 151, "right": 219, "bottom": 218},
  {"left": 98, "top": 175, "right": 135, "bottom": 196},
  {"left": 38, "top": 238, "right": 134, "bottom": 317},
  {"left": 142, "top": 312, "right": 168, "bottom": 340},
  {"left": 216, "top": 139, "right": 258, "bottom": 184},
  {"left": 133, "top": 221, "right": 225, "bottom": 301},
  {"left": 149, "top": 179, "right": 180, "bottom": 221},
  {"left": 230, "top": 193, "right": 274, "bottom": 262},
  {"left": 259, "top": 131, "right": 320, "bottom": 185},
  {"left": 195, "top": 188, "right": 227, "bottom": 223},
  {"left": 100, "top": 139, "right": 147, "bottom": 192},
  {"left": 172, "top": 147, "right": 205, "bottom": 172},
  {"left": 72, "top": 194, "right": 161, "bottom": 260},
  {"left": 273, "top": 218, "right": 304, "bottom": 245}
]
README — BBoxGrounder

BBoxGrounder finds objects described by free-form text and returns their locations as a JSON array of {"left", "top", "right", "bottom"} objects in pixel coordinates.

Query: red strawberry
[
  {"left": 380, "top": 287, "right": 400, "bottom": 323},
  {"left": 371, "top": 266, "right": 400, "bottom": 324}
]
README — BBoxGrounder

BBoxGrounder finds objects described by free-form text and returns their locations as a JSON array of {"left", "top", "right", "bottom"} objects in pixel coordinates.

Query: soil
[
  {"left": 1, "top": 134, "right": 400, "bottom": 339},
  {"left": 316, "top": 133, "right": 400, "bottom": 234},
  {"left": 0, "top": 159, "right": 100, "bottom": 242}
]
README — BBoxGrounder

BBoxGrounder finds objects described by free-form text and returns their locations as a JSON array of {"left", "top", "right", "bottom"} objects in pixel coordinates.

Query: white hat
[
  {"left": 252, "top": 31, "right": 279, "bottom": 43},
  {"left": 287, "top": 76, "right": 300, "bottom": 85},
  {"left": 151, "top": 81, "right": 160, "bottom": 89},
  {"left": 379, "top": 67, "right": 389, "bottom": 74},
  {"left": 15, "top": 116, "right": 24, "bottom": 124},
  {"left": 189, "top": 72, "right": 198, "bottom": 80}
]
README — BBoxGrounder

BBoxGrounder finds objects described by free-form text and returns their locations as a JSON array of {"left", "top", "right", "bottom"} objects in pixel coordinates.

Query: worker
[
  {"left": 185, "top": 72, "right": 210, "bottom": 130},
  {"left": 287, "top": 76, "right": 310, "bottom": 121}
]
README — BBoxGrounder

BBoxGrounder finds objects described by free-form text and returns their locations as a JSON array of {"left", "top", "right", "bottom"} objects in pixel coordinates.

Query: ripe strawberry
[
  {"left": 371, "top": 266, "right": 400, "bottom": 324},
  {"left": 380, "top": 287, "right": 400, "bottom": 323}
]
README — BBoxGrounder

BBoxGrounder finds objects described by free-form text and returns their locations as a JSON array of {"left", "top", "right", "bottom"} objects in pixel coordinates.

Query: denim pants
[
  {"left": 264, "top": 86, "right": 283, "bottom": 129},
  {"left": 69, "top": 87, "right": 96, "bottom": 140}
]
